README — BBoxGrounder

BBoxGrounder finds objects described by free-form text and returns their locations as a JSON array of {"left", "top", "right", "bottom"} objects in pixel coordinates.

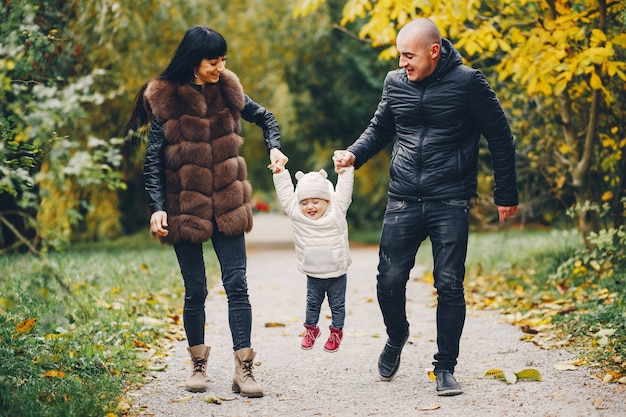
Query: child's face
[{"left": 299, "top": 198, "right": 330, "bottom": 220}]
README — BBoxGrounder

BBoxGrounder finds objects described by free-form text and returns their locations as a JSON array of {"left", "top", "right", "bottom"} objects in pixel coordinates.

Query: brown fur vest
[{"left": 143, "top": 70, "right": 253, "bottom": 244}]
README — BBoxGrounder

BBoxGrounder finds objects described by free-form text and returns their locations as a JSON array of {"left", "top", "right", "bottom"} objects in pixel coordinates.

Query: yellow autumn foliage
[{"left": 37, "top": 162, "right": 123, "bottom": 243}]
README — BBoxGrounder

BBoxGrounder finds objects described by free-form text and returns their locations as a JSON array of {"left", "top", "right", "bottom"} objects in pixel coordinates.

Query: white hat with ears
[{"left": 295, "top": 169, "right": 333, "bottom": 202}]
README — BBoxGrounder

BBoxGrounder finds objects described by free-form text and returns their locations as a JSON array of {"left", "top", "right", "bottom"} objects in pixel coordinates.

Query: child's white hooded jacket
[{"left": 272, "top": 167, "right": 354, "bottom": 278}]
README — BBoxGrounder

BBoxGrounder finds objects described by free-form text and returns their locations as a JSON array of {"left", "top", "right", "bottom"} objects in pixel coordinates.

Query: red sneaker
[
  {"left": 323, "top": 326, "right": 343, "bottom": 353},
  {"left": 301, "top": 324, "right": 321, "bottom": 350}
]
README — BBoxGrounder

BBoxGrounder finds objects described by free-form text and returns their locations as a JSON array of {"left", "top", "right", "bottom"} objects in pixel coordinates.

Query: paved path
[{"left": 127, "top": 214, "right": 625, "bottom": 417}]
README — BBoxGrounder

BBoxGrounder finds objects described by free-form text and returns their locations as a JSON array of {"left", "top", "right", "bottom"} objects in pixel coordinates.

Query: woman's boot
[
  {"left": 184, "top": 344, "right": 210, "bottom": 392},
  {"left": 232, "top": 348, "right": 263, "bottom": 397}
]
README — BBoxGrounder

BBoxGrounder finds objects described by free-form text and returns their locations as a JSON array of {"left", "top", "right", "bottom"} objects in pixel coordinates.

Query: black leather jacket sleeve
[
  {"left": 143, "top": 115, "right": 166, "bottom": 213},
  {"left": 241, "top": 95, "right": 281, "bottom": 152}
]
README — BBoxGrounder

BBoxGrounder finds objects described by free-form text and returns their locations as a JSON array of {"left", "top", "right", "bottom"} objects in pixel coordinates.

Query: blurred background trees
[{"left": 1, "top": 0, "right": 625, "bottom": 252}]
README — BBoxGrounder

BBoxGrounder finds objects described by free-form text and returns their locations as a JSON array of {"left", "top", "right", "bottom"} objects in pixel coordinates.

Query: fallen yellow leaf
[
  {"left": 264, "top": 322, "right": 286, "bottom": 327},
  {"left": 16, "top": 318, "right": 37, "bottom": 333},
  {"left": 602, "top": 374, "right": 614, "bottom": 383},
  {"left": 418, "top": 405, "right": 440, "bottom": 411},
  {"left": 204, "top": 396, "right": 222, "bottom": 404},
  {"left": 515, "top": 369, "right": 542, "bottom": 382},
  {"left": 43, "top": 370, "right": 66, "bottom": 378},
  {"left": 554, "top": 363, "right": 578, "bottom": 371},
  {"left": 484, "top": 369, "right": 504, "bottom": 378},
  {"left": 133, "top": 339, "right": 149, "bottom": 349}
]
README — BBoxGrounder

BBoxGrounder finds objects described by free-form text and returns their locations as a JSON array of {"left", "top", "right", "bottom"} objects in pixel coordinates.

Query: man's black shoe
[
  {"left": 378, "top": 332, "right": 409, "bottom": 381},
  {"left": 435, "top": 370, "right": 463, "bottom": 396}
]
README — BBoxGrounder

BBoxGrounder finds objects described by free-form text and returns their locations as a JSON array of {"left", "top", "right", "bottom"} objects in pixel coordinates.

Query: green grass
[{"left": 0, "top": 231, "right": 218, "bottom": 417}]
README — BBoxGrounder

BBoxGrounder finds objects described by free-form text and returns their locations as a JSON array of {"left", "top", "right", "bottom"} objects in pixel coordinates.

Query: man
[{"left": 333, "top": 18, "right": 518, "bottom": 396}]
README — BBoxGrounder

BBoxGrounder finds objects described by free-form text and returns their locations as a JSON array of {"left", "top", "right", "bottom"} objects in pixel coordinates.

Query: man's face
[{"left": 396, "top": 32, "right": 439, "bottom": 82}]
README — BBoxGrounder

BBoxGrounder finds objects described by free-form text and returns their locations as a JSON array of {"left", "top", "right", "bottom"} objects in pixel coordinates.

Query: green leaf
[{"left": 515, "top": 368, "right": 543, "bottom": 381}]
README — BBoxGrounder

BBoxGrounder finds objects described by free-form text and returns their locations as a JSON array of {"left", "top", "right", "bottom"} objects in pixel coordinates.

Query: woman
[{"left": 123, "top": 26, "right": 288, "bottom": 397}]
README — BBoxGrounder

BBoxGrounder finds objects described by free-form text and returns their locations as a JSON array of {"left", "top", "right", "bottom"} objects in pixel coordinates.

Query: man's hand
[
  {"left": 333, "top": 150, "right": 356, "bottom": 173},
  {"left": 497, "top": 205, "right": 518, "bottom": 223}
]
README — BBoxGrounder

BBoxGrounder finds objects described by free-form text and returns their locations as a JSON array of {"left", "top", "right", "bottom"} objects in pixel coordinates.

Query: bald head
[{"left": 397, "top": 18, "right": 442, "bottom": 50}]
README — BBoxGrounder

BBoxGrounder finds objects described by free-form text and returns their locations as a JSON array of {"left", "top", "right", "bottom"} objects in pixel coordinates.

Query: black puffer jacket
[{"left": 347, "top": 39, "right": 518, "bottom": 206}]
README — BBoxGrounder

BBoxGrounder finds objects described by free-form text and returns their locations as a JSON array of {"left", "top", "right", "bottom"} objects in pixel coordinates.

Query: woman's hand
[
  {"left": 150, "top": 211, "right": 169, "bottom": 237},
  {"left": 268, "top": 148, "right": 289, "bottom": 173}
]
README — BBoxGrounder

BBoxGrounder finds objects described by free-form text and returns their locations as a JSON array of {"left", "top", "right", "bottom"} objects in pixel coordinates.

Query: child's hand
[
  {"left": 269, "top": 148, "right": 288, "bottom": 173},
  {"left": 267, "top": 163, "right": 285, "bottom": 173},
  {"left": 333, "top": 150, "right": 355, "bottom": 174}
]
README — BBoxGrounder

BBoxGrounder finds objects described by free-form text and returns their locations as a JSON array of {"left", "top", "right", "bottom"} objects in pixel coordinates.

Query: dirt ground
[{"left": 125, "top": 214, "right": 626, "bottom": 417}]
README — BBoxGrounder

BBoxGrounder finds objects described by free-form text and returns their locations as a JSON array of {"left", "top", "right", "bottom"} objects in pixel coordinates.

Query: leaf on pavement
[
  {"left": 484, "top": 369, "right": 505, "bottom": 379},
  {"left": 520, "top": 324, "right": 539, "bottom": 334},
  {"left": 264, "top": 322, "right": 286, "bottom": 327},
  {"left": 204, "top": 396, "right": 222, "bottom": 404},
  {"left": 515, "top": 368, "right": 542, "bottom": 381},
  {"left": 484, "top": 368, "right": 541, "bottom": 384},
  {"left": 554, "top": 362, "right": 578, "bottom": 371},
  {"left": 504, "top": 371, "right": 518, "bottom": 384},
  {"left": 418, "top": 405, "right": 440, "bottom": 410}
]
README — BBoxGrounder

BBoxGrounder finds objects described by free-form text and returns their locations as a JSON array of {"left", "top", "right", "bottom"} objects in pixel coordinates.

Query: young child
[{"left": 270, "top": 162, "right": 354, "bottom": 352}]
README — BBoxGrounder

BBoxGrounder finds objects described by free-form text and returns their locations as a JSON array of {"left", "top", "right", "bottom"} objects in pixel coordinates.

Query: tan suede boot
[
  {"left": 184, "top": 344, "right": 210, "bottom": 392},
  {"left": 232, "top": 348, "right": 263, "bottom": 398}
]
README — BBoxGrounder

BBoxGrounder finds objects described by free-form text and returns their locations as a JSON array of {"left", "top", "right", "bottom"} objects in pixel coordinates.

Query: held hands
[
  {"left": 498, "top": 205, "right": 518, "bottom": 223},
  {"left": 268, "top": 148, "right": 289, "bottom": 173},
  {"left": 150, "top": 211, "right": 169, "bottom": 237},
  {"left": 333, "top": 150, "right": 356, "bottom": 173}
]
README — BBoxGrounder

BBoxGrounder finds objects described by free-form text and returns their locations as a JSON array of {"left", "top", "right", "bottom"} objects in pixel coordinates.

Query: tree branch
[
  {"left": 0, "top": 212, "right": 39, "bottom": 256},
  {"left": 332, "top": 23, "right": 372, "bottom": 44}
]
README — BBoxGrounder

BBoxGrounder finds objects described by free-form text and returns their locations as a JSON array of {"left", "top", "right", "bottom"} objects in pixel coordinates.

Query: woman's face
[{"left": 194, "top": 56, "right": 226, "bottom": 84}]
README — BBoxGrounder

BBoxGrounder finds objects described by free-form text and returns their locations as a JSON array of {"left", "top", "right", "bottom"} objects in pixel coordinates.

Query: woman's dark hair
[
  {"left": 161, "top": 26, "right": 227, "bottom": 84},
  {"left": 122, "top": 26, "right": 227, "bottom": 137}
]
